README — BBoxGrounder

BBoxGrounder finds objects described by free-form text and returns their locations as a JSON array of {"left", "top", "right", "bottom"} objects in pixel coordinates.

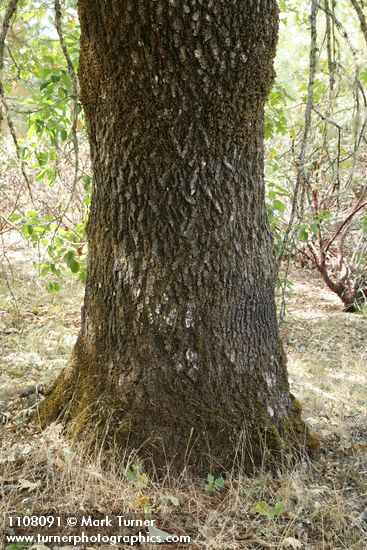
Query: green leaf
[
  {"left": 39, "top": 263, "right": 50, "bottom": 276},
  {"left": 50, "top": 263, "right": 61, "bottom": 275},
  {"left": 250, "top": 500, "right": 285, "bottom": 519},
  {"left": 46, "top": 281, "right": 60, "bottom": 294},
  {"left": 273, "top": 199, "right": 286, "bottom": 213},
  {"left": 22, "top": 11, "right": 36, "bottom": 22},
  {"left": 298, "top": 227, "right": 309, "bottom": 242},
  {"left": 27, "top": 123, "right": 36, "bottom": 140},
  {"left": 205, "top": 473, "right": 224, "bottom": 493},
  {"left": 207, "top": 474, "right": 215, "bottom": 484},
  {"left": 79, "top": 269, "right": 87, "bottom": 284},
  {"left": 8, "top": 213, "right": 22, "bottom": 223},
  {"left": 309, "top": 223, "right": 319, "bottom": 234},
  {"left": 265, "top": 121, "right": 274, "bottom": 139},
  {"left": 21, "top": 224, "right": 34, "bottom": 239},
  {"left": 124, "top": 466, "right": 148, "bottom": 487},
  {"left": 35, "top": 68, "right": 52, "bottom": 79},
  {"left": 250, "top": 501, "right": 271, "bottom": 516},
  {"left": 69, "top": 258, "right": 80, "bottom": 273},
  {"left": 360, "top": 215, "right": 367, "bottom": 235},
  {"left": 35, "top": 169, "right": 48, "bottom": 182},
  {"left": 61, "top": 72, "right": 72, "bottom": 88},
  {"left": 269, "top": 501, "right": 285, "bottom": 519},
  {"left": 214, "top": 477, "right": 225, "bottom": 490},
  {"left": 125, "top": 466, "right": 139, "bottom": 483}
]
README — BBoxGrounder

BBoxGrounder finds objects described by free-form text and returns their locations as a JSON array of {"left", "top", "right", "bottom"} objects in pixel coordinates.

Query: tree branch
[
  {"left": 2, "top": 97, "right": 34, "bottom": 199},
  {"left": 54, "top": 0, "right": 80, "bottom": 206},
  {"left": 349, "top": 0, "right": 367, "bottom": 45},
  {"left": 0, "top": 0, "right": 18, "bottom": 124},
  {"left": 324, "top": 199, "right": 367, "bottom": 255},
  {"left": 278, "top": 0, "right": 318, "bottom": 264}
]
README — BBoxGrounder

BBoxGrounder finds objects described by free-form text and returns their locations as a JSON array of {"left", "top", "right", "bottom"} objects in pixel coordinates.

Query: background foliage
[{"left": 1, "top": 0, "right": 366, "bottom": 314}]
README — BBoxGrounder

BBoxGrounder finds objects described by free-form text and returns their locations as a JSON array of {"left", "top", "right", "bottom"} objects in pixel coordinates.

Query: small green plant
[
  {"left": 124, "top": 466, "right": 149, "bottom": 487},
  {"left": 240, "top": 486, "right": 261, "bottom": 497},
  {"left": 204, "top": 474, "right": 225, "bottom": 494},
  {"left": 250, "top": 500, "right": 285, "bottom": 520}
]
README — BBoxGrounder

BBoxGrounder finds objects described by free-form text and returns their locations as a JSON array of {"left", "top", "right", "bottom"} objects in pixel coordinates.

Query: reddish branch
[
  {"left": 306, "top": 184, "right": 367, "bottom": 310},
  {"left": 324, "top": 200, "right": 367, "bottom": 255}
]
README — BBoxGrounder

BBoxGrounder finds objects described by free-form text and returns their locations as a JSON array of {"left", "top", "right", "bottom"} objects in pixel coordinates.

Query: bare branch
[
  {"left": 2, "top": 97, "right": 34, "bottom": 200},
  {"left": 0, "top": 0, "right": 18, "bottom": 124},
  {"left": 324, "top": 0, "right": 335, "bottom": 91},
  {"left": 324, "top": 199, "right": 367, "bottom": 255},
  {"left": 278, "top": 0, "right": 318, "bottom": 264},
  {"left": 349, "top": 0, "right": 367, "bottom": 45},
  {"left": 54, "top": 0, "right": 80, "bottom": 206},
  {"left": 0, "top": 0, "right": 34, "bottom": 201}
]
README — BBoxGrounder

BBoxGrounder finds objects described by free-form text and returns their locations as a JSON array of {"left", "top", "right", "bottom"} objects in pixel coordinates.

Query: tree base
[{"left": 39, "top": 343, "right": 319, "bottom": 476}]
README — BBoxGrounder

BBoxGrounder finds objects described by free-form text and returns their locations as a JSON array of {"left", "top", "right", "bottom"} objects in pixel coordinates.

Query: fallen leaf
[
  {"left": 17, "top": 478, "right": 41, "bottom": 491},
  {"left": 281, "top": 537, "right": 303, "bottom": 549},
  {"left": 148, "top": 524, "right": 173, "bottom": 543},
  {"left": 160, "top": 494, "right": 180, "bottom": 507}
]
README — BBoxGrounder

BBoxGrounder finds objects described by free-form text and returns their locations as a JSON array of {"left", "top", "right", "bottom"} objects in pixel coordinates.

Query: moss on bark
[
  {"left": 39, "top": 346, "right": 318, "bottom": 476},
  {"left": 38, "top": 0, "right": 319, "bottom": 477}
]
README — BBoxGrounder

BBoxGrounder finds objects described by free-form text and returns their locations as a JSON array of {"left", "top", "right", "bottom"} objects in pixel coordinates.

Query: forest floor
[{"left": 0, "top": 235, "right": 366, "bottom": 550}]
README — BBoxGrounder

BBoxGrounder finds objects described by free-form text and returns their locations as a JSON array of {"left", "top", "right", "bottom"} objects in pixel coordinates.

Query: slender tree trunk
[{"left": 40, "top": 0, "right": 314, "bottom": 474}]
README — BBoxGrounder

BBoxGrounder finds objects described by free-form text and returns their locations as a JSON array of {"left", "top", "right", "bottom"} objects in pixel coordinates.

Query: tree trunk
[{"left": 40, "top": 0, "right": 315, "bottom": 474}]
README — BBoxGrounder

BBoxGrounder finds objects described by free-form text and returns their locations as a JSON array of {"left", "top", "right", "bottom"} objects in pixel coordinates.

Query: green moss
[
  {"left": 281, "top": 396, "right": 320, "bottom": 456},
  {"left": 38, "top": 337, "right": 103, "bottom": 429},
  {"left": 38, "top": 367, "right": 72, "bottom": 427},
  {"left": 39, "top": 342, "right": 318, "bottom": 476},
  {"left": 40, "top": 368, "right": 318, "bottom": 474}
]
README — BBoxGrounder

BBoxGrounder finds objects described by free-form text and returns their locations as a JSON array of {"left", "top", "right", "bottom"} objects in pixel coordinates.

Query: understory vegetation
[{"left": 0, "top": 0, "right": 366, "bottom": 313}]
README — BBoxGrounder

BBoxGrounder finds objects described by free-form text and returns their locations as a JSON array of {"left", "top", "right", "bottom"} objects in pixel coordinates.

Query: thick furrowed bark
[{"left": 39, "top": 0, "right": 316, "bottom": 474}]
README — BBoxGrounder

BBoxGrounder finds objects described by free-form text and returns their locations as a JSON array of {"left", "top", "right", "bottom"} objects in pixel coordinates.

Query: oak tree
[{"left": 40, "top": 0, "right": 312, "bottom": 474}]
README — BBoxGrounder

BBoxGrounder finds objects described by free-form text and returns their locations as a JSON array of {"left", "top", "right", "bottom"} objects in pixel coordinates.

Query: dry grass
[{"left": 0, "top": 247, "right": 366, "bottom": 549}]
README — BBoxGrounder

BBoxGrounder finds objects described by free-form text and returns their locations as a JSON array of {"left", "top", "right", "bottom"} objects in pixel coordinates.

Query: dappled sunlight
[{"left": 1, "top": 261, "right": 366, "bottom": 549}]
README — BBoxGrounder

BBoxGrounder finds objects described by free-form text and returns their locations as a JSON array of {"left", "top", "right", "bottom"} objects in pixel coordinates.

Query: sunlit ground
[{"left": 1, "top": 238, "right": 366, "bottom": 549}]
